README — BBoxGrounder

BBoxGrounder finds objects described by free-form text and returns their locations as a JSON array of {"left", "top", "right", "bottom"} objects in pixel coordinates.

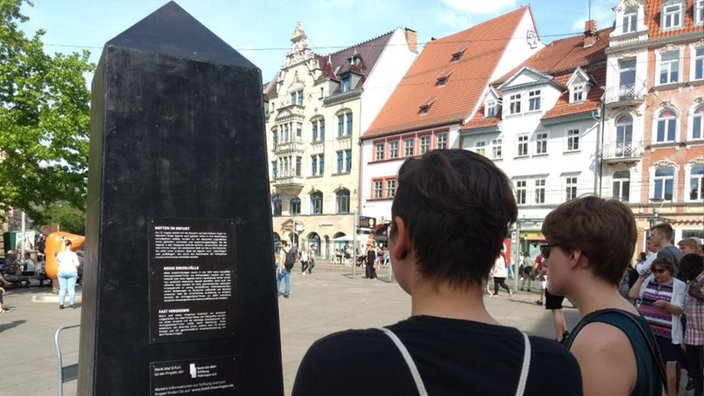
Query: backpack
[{"left": 284, "top": 247, "right": 297, "bottom": 269}]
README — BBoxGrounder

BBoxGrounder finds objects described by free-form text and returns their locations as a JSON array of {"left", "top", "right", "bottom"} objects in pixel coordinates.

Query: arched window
[
  {"left": 290, "top": 197, "right": 301, "bottom": 215},
  {"left": 653, "top": 167, "right": 674, "bottom": 201},
  {"left": 616, "top": 115, "right": 633, "bottom": 156},
  {"left": 690, "top": 166, "right": 704, "bottom": 201},
  {"left": 656, "top": 109, "right": 677, "bottom": 143},
  {"left": 310, "top": 191, "right": 323, "bottom": 215},
  {"left": 272, "top": 194, "right": 283, "bottom": 216},
  {"left": 336, "top": 188, "right": 350, "bottom": 214},
  {"left": 692, "top": 105, "right": 704, "bottom": 140}
]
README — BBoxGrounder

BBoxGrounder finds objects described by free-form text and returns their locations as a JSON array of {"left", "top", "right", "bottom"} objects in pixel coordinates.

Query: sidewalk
[{"left": 0, "top": 261, "right": 575, "bottom": 396}]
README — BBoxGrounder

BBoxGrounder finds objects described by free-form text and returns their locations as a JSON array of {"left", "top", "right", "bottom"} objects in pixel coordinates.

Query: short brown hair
[
  {"left": 650, "top": 223, "right": 674, "bottom": 242},
  {"left": 542, "top": 196, "right": 636, "bottom": 285},
  {"left": 678, "top": 237, "right": 702, "bottom": 253}
]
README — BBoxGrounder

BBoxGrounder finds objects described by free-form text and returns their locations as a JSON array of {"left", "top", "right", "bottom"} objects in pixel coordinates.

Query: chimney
[
  {"left": 584, "top": 19, "right": 597, "bottom": 48},
  {"left": 405, "top": 28, "right": 418, "bottom": 53}
]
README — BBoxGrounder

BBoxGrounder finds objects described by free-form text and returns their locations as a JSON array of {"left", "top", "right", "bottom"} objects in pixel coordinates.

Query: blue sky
[{"left": 20, "top": 0, "right": 616, "bottom": 84}]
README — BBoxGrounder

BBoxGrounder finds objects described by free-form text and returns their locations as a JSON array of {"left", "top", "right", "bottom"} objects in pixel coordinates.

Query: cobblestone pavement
[{"left": 0, "top": 261, "right": 582, "bottom": 396}]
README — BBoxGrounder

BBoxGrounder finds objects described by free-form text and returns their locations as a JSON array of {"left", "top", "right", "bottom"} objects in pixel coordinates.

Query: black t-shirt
[{"left": 293, "top": 315, "right": 582, "bottom": 396}]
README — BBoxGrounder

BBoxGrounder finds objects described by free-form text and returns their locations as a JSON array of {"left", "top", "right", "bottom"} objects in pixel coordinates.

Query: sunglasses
[
  {"left": 540, "top": 244, "right": 560, "bottom": 259},
  {"left": 652, "top": 268, "right": 667, "bottom": 274}
]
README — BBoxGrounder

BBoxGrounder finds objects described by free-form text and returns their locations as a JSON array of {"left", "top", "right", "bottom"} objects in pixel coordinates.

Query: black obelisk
[{"left": 79, "top": 2, "right": 282, "bottom": 394}]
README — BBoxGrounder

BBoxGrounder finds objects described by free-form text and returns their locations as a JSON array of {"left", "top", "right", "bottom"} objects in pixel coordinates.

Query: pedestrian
[
  {"left": 678, "top": 237, "right": 703, "bottom": 257},
  {"left": 680, "top": 253, "right": 704, "bottom": 395},
  {"left": 542, "top": 195, "right": 664, "bottom": 395},
  {"left": 56, "top": 237, "right": 80, "bottom": 309},
  {"left": 276, "top": 241, "right": 295, "bottom": 298},
  {"left": 531, "top": 253, "right": 546, "bottom": 305},
  {"left": 0, "top": 286, "right": 12, "bottom": 313},
  {"left": 650, "top": 223, "right": 684, "bottom": 280},
  {"left": 307, "top": 246, "right": 315, "bottom": 274},
  {"left": 491, "top": 253, "right": 512, "bottom": 296},
  {"left": 365, "top": 244, "right": 377, "bottom": 279},
  {"left": 300, "top": 248, "right": 309, "bottom": 275},
  {"left": 520, "top": 252, "right": 533, "bottom": 291},
  {"left": 292, "top": 149, "right": 582, "bottom": 395}
]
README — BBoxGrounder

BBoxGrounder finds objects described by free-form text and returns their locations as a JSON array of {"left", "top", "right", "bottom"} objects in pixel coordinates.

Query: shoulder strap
[
  {"left": 515, "top": 332, "right": 531, "bottom": 396},
  {"left": 567, "top": 309, "right": 666, "bottom": 384},
  {"left": 377, "top": 328, "right": 428, "bottom": 396}
]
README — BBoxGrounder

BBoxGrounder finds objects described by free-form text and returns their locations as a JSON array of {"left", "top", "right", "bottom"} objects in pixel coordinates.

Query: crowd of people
[{"left": 282, "top": 149, "right": 704, "bottom": 396}]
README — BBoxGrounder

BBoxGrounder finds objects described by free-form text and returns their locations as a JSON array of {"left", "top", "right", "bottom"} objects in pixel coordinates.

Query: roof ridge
[
  {"left": 434, "top": 5, "right": 529, "bottom": 42},
  {"left": 325, "top": 29, "right": 396, "bottom": 57}
]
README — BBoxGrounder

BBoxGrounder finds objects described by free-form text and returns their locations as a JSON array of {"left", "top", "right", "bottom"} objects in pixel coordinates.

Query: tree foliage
[{"left": 0, "top": 0, "right": 93, "bottom": 224}]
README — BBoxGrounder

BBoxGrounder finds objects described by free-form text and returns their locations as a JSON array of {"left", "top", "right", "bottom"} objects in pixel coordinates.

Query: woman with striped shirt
[{"left": 629, "top": 257, "right": 686, "bottom": 367}]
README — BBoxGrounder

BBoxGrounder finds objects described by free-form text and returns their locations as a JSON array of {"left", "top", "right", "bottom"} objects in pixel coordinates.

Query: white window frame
[
  {"left": 508, "top": 93, "right": 522, "bottom": 115},
  {"left": 375, "top": 142, "right": 385, "bottom": 161},
  {"left": 565, "top": 176, "right": 578, "bottom": 201},
  {"left": 662, "top": 2, "right": 683, "bottom": 30},
  {"left": 534, "top": 179, "right": 546, "bottom": 204},
  {"left": 485, "top": 99, "right": 497, "bottom": 117},
  {"left": 420, "top": 135, "right": 431, "bottom": 154},
  {"left": 475, "top": 140, "right": 486, "bottom": 157},
  {"left": 696, "top": 0, "right": 704, "bottom": 25},
  {"left": 517, "top": 135, "right": 529, "bottom": 157},
  {"left": 436, "top": 132, "right": 448, "bottom": 150},
  {"left": 404, "top": 137, "right": 415, "bottom": 157},
  {"left": 389, "top": 140, "right": 399, "bottom": 159},
  {"left": 655, "top": 109, "right": 678, "bottom": 143},
  {"left": 622, "top": 8, "right": 637, "bottom": 33},
  {"left": 691, "top": 105, "right": 704, "bottom": 141},
  {"left": 570, "top": 84, "right": 586, "bottom": 103},
  {"left": 535, "top": 132, "right": 548, "bottom": 155},
  {"left": 566, "top": 129, "right": 580, "bottom": 152},
  {"left": 691, "top": 45, "right": 704, "bottom": 81},
  {"left": 656, "top": 49, "right": 681, "bottom": 85},
  {"left": 685, "top": 164, "right": 704, "bottom": 202},
  {"left": 491, "top": 138, "right": 503, "bottom": 160},
  {"left": 373, "top": 180, "right": 383, "bottom": 199},
  {"left": 528, "top": 90, "right": 541, "bottom": 112},
  {"left": 515, "top": 180, "right": 527, "bottom": 205},
  {"left": 652, "top": 166, "right": 676, "bottom": 202},
  {"left": 612, "top": 171, "right": 630, "bottom": 202}
]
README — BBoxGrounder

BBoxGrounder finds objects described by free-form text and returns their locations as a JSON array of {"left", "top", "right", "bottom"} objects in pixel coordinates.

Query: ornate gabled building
[
  {"left": 264, "top": 23, "right": 417, "bottom": 258},
  {"left": 605, "top": 0, "right": 704, "bottom": 251},
  {"left": 360, "top": 6, "right": 543, "bottom": 228},
  {"left": 460, "top": 22, "right": 610, "bottom": 258}
]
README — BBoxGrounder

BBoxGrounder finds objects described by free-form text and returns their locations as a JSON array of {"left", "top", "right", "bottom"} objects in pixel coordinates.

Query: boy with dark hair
[
  {"left": 293, "top": 149, "right": 582, "bottom": 395},
  {"left": 542, "top": 196, "right": 663, "bottom": 395}
]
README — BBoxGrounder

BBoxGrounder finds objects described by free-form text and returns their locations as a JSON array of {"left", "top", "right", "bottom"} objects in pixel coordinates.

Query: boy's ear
[{"left": 390, "top": 216, "right": 411, "bottom": 261}]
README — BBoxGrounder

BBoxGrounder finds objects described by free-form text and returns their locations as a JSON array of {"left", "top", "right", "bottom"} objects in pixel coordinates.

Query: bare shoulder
[{"left": 571, "top": 322, "right": 636, "bottom": 396}]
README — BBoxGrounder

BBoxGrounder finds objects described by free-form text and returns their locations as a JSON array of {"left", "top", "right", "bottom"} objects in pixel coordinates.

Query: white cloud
[{"left": 440, "top": 0, "right": 518, "bottom": 14}]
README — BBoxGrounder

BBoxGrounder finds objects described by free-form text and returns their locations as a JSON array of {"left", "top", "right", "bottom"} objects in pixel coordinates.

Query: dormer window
[
  {"left": 436, "top": 70, "right": 453, "bottom": 86},
  {"left": 341, "top": 75, "right": 351, "bottom": 92},
  {"left": 485, "top": 100, "right": 497, "bottom": 117},
  {"left": 622, "top": 7, "right": 637, "bottom": 33},
  {"left": 662, "top": 1, "right": 683, "bottom": 30},
  {"left": 419, "top": 97, "right": 436, "bottom": 114},
  {"left": 571, "top": 84, "right": 586, "bottom": 103},
  {"left": 451, "top": 47, "right": 467, "bottom": 62}
]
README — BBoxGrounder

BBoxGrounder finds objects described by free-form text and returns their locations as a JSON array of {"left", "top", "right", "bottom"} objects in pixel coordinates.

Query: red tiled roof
[
  {"left": 542, "top": 65, "right": 606, "bottom": 120},
  {"left": 494, "top": 27, "right": 611, "bottom": 86},
  {"left": 362, "top": 6, "right": 531, "bottom": 139},
  {"left": 646, "top": 0, "right": 704, "bottom": 39},
  {"left": 317, "top": 31, "right": 396, "bottom": 84}
]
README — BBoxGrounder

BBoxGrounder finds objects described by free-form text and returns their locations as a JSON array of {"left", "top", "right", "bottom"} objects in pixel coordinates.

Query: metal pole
[
  {"left": 20, "top": 210, "right": 26, "bottom": 259},
  {"left": 513, "top": 220, "right": 521, "bottom": 292}
]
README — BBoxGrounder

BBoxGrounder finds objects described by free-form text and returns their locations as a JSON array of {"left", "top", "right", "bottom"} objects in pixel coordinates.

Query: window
[
  {"left": 566, "top": 129, "right": 579, "bottom": 151},
  {"left": 311, "top": 118, "right": 325, "bottom": 142},
  {"left": 375, "top": 142, "right": 385, "bottom": 161},
  {"left": 337, "top": 114, "right": 344, "bottom": 137},
  {"left": 693, "top": 105, "right": 704, "bottom": 140},
  {"left": 658, "top": 50, "right": 680, "bottom": 85},
  {"left": 272, "top": 128, "right": 279, "bottom": 148},
  {"left": 616, "top": 115, "right": 633, "bottom": 156},
  {"left": 565, "top": 177, "right": 578, "bottom": 201},
  {"left": 404, "top": 137, "right": 415, "bottom": 157},
  {"left": 622, "top": 7, "right": 637, "bottom": 33},
  {"left": 653, "top": 167, "right": 674, "bottom": 201},
  {"left": 310, "top": 154, "right": 324, "bottom": 176},
  {"left": 509, "top": 94, "right": 522, "bottom": 115},
  {"left": 341, "top": 75, "right": 351, "bottom": 92},
  {"left": 295, "top": 156, "right": 302, "bottom": 177},
  {"left": 389, "top": 140, "right": 399, "bottom": 158},
  {"left": 335, "top": 150, "right": 351, "bottom": 173},
  {"left": 346, "top": 113, "right": 353, "bottom": 135},
  {"left": 272, "top": 194, "right": 283, "bottom": 216},
  {"left": 618, "top": 60, "right": 636, "bottom": 100},
  {"left": 535, "top": 132, "right": 548, "bottom": 155},
  {"left": 336, "top": 151, "right": 343, "bottom": 173},
  {"left": 290, "top": 197, "right": 301, "bottom": 215},
  {"left": 694, "top": 47, "right": 704, "bottom": 81},
  {"left": 271, "top": 161, "right": 278, "bottom": 179},
  {"left": 310, "top": 191, "right": 323, "bottom": 215},
  {"left": 492, "top": 139, "right": 502, "bottom": 159},
  {"left": 345, "top": 149, "right": 352, "bottom": 172},
  {"left": 311, "top": 120, "right": 319, "bottom": 142},
  {"left": 374, "top": 180, "right": 383, "bottom": 199},
  {"left": 571, "top": 84, "right": 585, "bottom": 103},
  {"left": 420, "top": 135, "right": 430, "bottom": 154},
  {"left": 386, "top": 179, "right": 397, "bottom": 198},
  {"left": 486, "top": 100, "right": 497, "bottom": 117},
  {"left": 696, "top": 0, "right": 704, "bottom": 25},
  {"left": 656, "top": 109, "right": 677, "bottom": 143},
  {"left": 475, "top": 141, "right": 486, "bottom": 156},
  {"left": 297, "top": 91, "right": 304, "bottom": 105},
  {"left": 690, "top": 166, "right": 704, "bottom": 200},
  {"left": 319, "top": 118, "right": 325, "bottom": 140},
  {"left": 528, "top": 90, "right": 541, "bottom": 111},
  {"left": 336, "top": 189, "right": 350, "bottom": 214},
  {"left": 662, "top": 3, "right": 683, "bottom": 29},
  {"left": 515, "top": 180, "right": 527, "bottom": 205},
  {"left": 535, "top": 179, "right": 545, "bottom": 204},
  {"left": 436, "top": 133, "right": 448, "bottom": 150},
  {"left": 517, "top": 135, "right": 529, "bottom": 157},
  {"left": 612, "top": 171, "right": 630, "bottom": 202}
]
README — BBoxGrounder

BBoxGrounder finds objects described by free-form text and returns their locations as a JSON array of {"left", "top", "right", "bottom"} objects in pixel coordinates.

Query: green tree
[
  {"left": 43, "top": 201, "right": 85, "bottom": 235},
  {"left": 0, "top": 0, "right": 93, "bottom": 224}
]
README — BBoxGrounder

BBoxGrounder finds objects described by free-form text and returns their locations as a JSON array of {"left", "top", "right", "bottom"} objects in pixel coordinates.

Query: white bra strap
[
  {"left": 377, "top": 327, "right": 429, "bottom": 396},
  {"left": 515, "top": 332, "right": 532, "bottom": 396}
]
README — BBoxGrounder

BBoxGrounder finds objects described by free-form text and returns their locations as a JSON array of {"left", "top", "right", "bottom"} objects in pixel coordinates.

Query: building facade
[
  {"left": 360, "top": 6, "right": 543, "bottom": 230},
  {"left": 264, "top": 23, "right": 417, "bottom": 258},
  {"left": 604, "top": 0, "right": 704, "bottom": 253}
]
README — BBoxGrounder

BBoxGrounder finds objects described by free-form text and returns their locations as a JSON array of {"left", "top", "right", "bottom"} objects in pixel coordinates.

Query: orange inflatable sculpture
[{"left": 45, "top": 232, "right": 85, "bottom": 279}]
